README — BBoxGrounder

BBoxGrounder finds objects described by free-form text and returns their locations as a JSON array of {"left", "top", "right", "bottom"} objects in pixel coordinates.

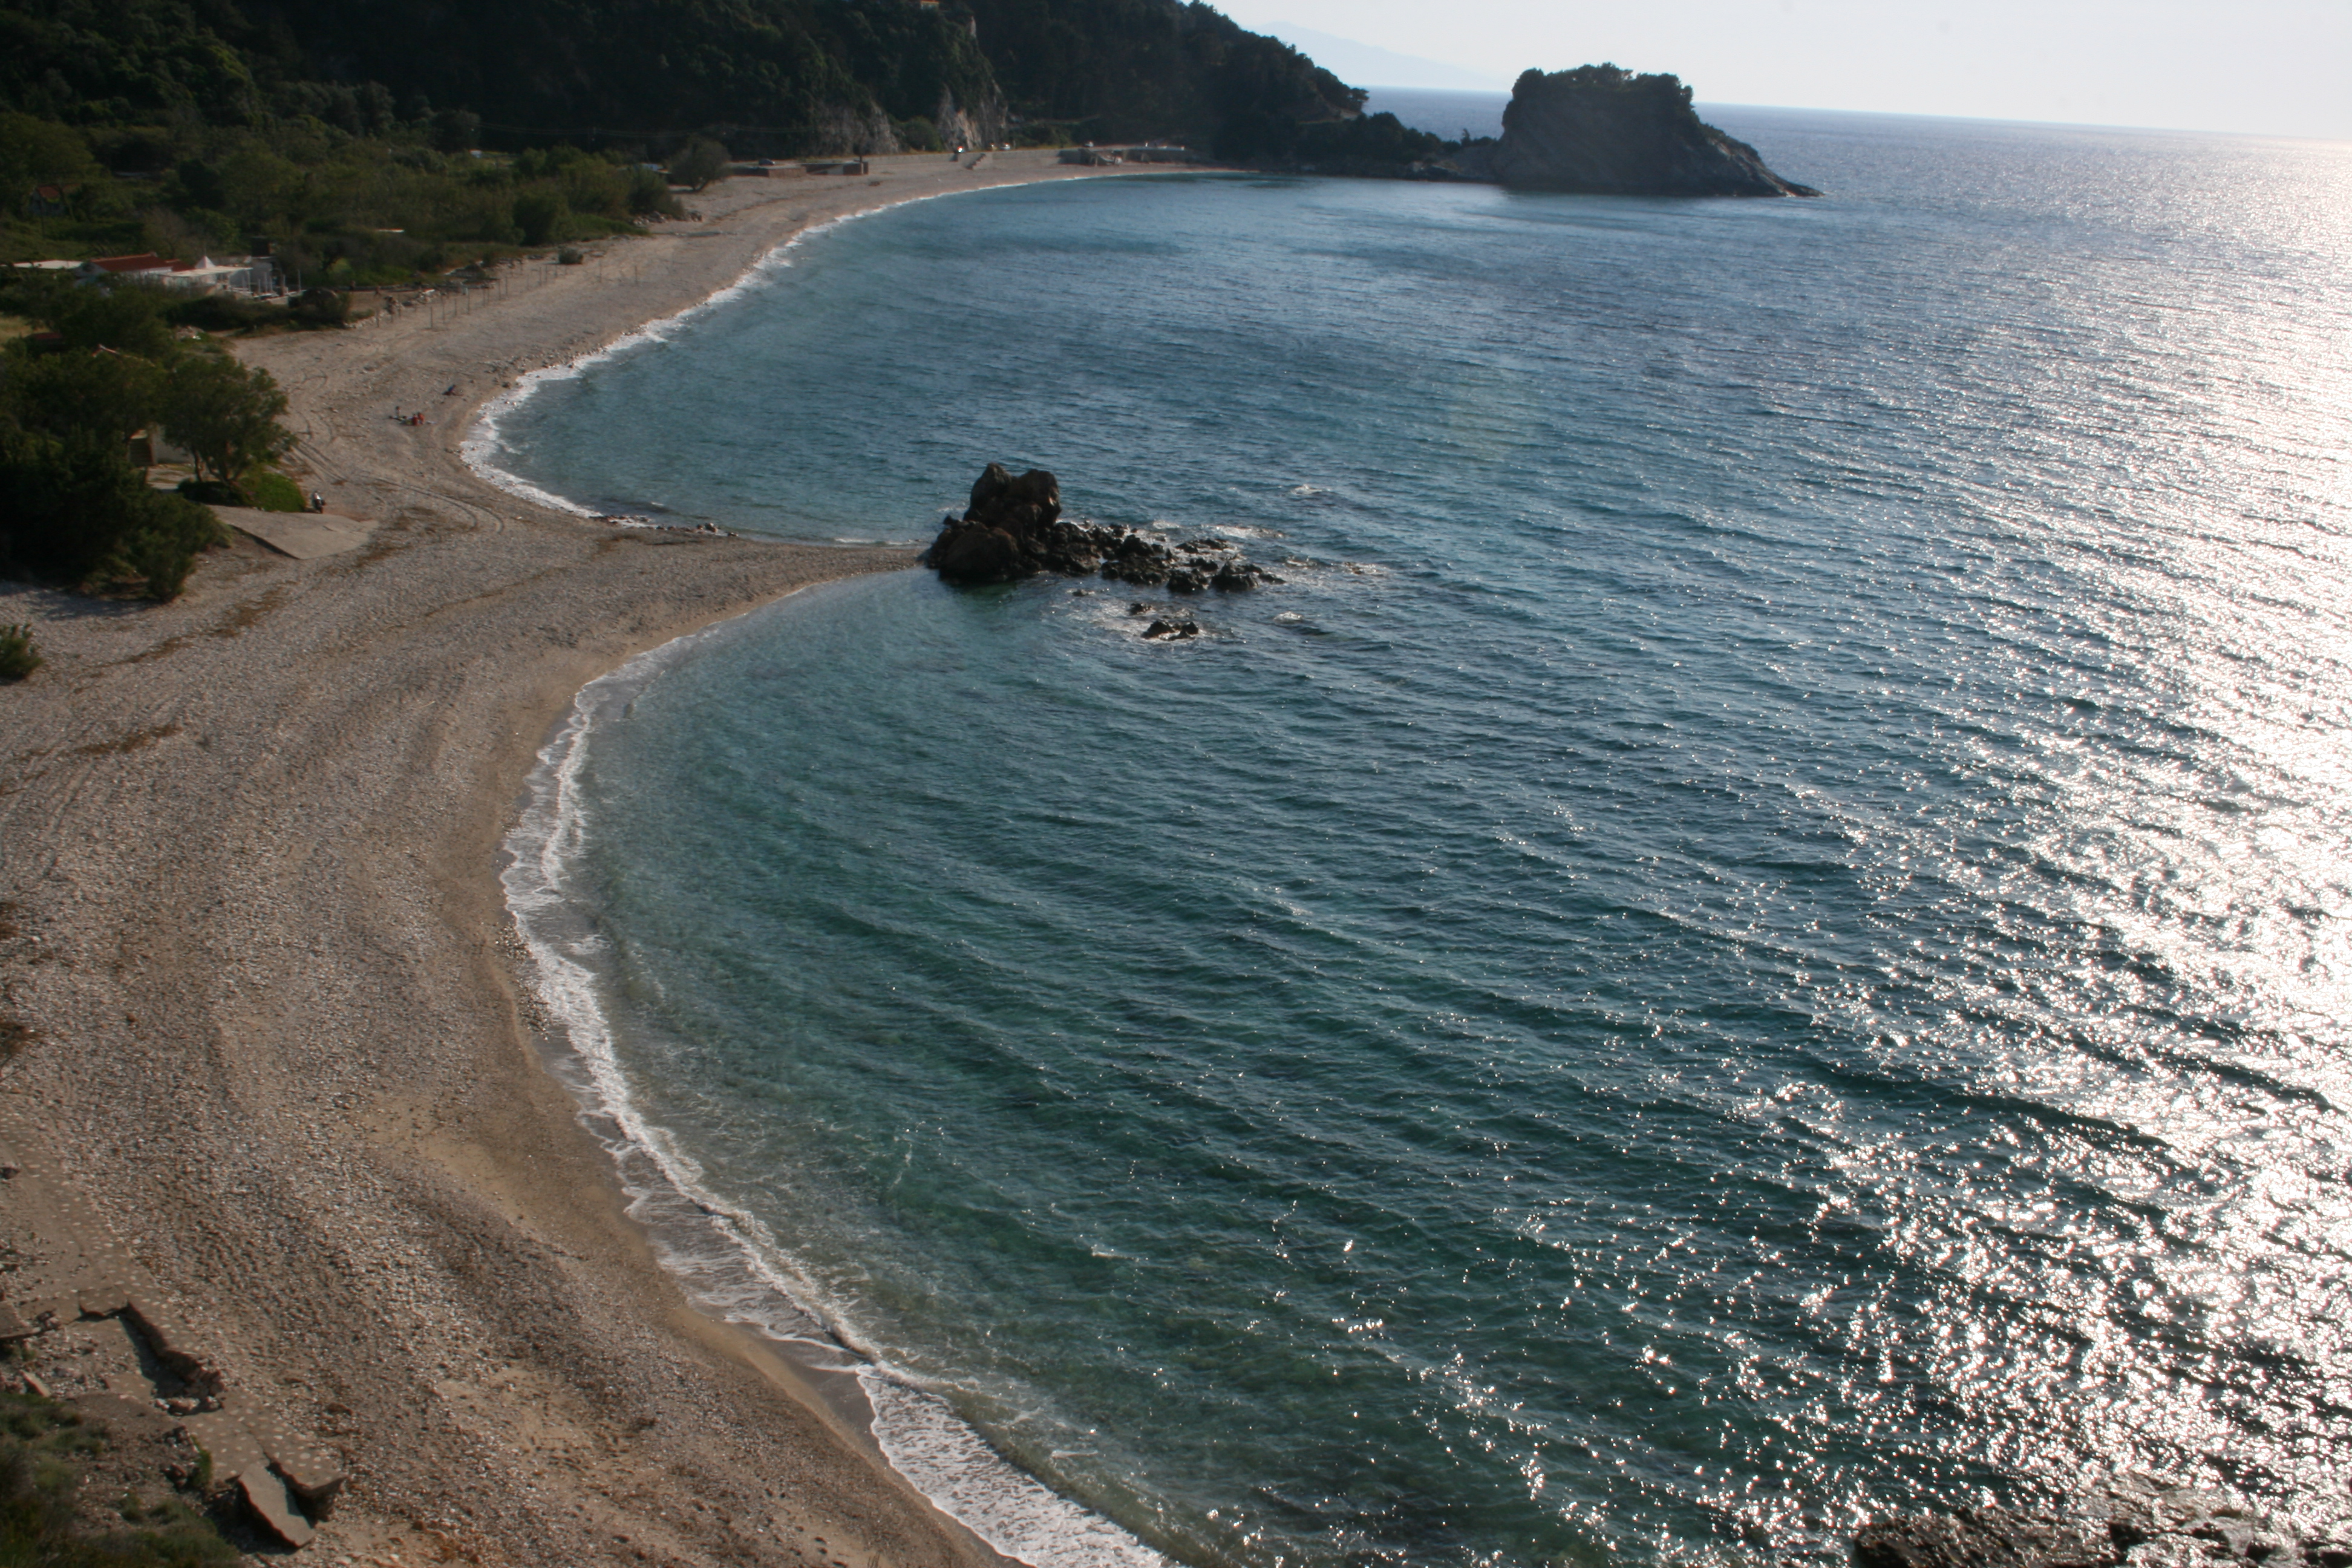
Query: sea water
[{"left": 489, "top": 113, "right": 2352, "bottom": 1567}]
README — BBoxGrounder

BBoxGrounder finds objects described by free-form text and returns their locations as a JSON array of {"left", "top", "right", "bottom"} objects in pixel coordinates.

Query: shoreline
[
  {"left": 503, "top": 593, "right": 1174, "bottom": 1568},
  {"left": 0, "top": 151, "right": 1184, "bottom": 1567}
]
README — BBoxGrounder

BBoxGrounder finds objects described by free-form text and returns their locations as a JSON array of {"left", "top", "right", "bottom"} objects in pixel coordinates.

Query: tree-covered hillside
[
  {"left": 0, "top": 0, "right": 1374, "bottom": 157},
  {"left": 241, "top": 0, "right": 1006, "bottom": 152},
  {"left": 0, "top": 0, "right": 1446, "bottom": 275}
]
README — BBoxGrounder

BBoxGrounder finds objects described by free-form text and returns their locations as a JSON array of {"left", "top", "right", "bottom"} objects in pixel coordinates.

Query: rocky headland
[
  {"left": 921, "top": 463, "right": 1279, "bottom": 592},
  {"left": 1449, "top": 65, "right": 1820, "bottom": 197}
]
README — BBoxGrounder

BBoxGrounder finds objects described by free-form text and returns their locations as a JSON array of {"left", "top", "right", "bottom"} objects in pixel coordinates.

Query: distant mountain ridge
[{"left": 1252, "top": 23, "right": 1505, "bottom": 91}]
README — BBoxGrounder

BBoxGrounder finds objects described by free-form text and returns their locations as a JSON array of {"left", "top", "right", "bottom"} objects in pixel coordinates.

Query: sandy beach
[{"left": 0, "top": 151, "right": 1165, "bottom": 1566}]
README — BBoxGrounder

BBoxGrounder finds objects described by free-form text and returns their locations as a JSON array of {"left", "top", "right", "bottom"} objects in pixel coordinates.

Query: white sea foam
[
  {"left": 463, "top": 185, "right": 1057, "bottom": 522},
  {"left": 502, "top": 604, "right": 1172, "bottom": 1568}
]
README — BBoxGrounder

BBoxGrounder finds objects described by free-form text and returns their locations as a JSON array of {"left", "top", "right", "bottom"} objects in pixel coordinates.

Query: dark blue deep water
[{"left": 493, "top": 114, "right": 2352, "bottom": 1568}]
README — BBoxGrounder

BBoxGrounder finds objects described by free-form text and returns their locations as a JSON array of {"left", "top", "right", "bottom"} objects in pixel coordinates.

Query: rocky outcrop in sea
[
  {"left": 1852, "top": 1477, "right": 2352, "bottom": 1568},
  {"left": 921, "top": 464, "right": 1281, "bottom": 591},
  {"left": 1448, "top": 65, "right": 1820, "bottom": 197}
]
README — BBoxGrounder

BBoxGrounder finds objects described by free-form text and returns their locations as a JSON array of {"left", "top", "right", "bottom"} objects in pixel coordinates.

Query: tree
[
  {"left": 0, "top": 110, "right": 96, "bottom": 211},
  {"left": 668, "top": 139, "right": 729, "bottom": 192},
  {"left": 0, "top": 350, "right": 159, "bottom": 447},
  {"left": 158, "top": 352, "right": 292, "bottom": 489},
  {"left": 430, "top": 108, "right": 482, "bottom": 152},
  {"left": 48, "top": 284, "right": 175, "bottom": 359}
]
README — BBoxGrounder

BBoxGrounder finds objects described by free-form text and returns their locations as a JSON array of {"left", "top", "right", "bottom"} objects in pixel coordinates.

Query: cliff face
[
  {"left": 1452, "top": 66, "right": 1818, "bottom": 197},
  {"left": 959, "top": 0, "right": 1362, "bottom": 157}
]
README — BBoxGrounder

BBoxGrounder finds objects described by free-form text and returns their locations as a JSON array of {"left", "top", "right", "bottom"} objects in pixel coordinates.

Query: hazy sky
[{"left": 1215, "top": 1, "right": 2352, "bottom": 141}]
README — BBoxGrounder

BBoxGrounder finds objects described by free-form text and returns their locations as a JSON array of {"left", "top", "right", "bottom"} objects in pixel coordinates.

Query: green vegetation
[
  {"left": 0, "top": 622, "right": 39, "bottom": 680},
  {"left": 0, "top": 1389, "right": 236, "bottom": 1566},
  {"left": 0, "top": 0, "right": 1437, "bottom": 286},
  {"left": 0, "top": 103, "right": 687, "bottom": 279},
  {"left": 0, "top": 273, "right": 278, "bottom": 599},
  {"left": 239, "top": 467, "right": 307, "bottom": 513},
  {"left": 668, "top": 139, "right": 731, "bottom": 194},
  {"left": 158, "top": 348, "right": 291, "bottom": 485}
]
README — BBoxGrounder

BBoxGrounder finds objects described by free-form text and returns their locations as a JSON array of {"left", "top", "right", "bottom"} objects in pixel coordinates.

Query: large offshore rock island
[{"left": 1448, "top": 65, "right": 1821, "bottom": 197}]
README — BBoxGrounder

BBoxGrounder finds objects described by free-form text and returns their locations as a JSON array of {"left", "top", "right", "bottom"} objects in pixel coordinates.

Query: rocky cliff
[{"left": 1451, "top": 65, "right": 1818, "bottom": 197}]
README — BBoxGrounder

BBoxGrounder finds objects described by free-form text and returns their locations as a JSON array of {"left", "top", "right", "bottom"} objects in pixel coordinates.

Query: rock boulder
[
  {"left": 1450, "top": 65, "right": 1819, "bottom": 197},
  {"left": 920, "top": 465, "right": 1283, "bottom": 592}
]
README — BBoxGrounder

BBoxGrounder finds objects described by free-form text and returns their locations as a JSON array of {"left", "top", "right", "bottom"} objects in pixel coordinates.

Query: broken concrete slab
[
  {"left": 246, "top": 1403, "right": 344, "bottom": 1511},
  {"left": 69, "top": 1391, "right": 180, "bottom": 1441},
  {"left": 238, "top": 1463, "right": 316, "bottom": 1548},
  {"left": 180, "top": 1409, "right": 269, "bottom": 1483},
  {"left": 77, "top": 1280, "right": 131, "bottom": 1318},
  {"left": 125, "top": 1296, "right": 224, "bottom": 1397}
]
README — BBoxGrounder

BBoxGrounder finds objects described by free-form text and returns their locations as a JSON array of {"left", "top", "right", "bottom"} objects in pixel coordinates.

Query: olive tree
[{"left": 668, "top": 139, "right": 730, "bottom": 192}]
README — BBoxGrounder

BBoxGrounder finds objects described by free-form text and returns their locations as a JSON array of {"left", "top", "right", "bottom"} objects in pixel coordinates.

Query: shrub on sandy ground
[
  {"left": 0, "top": 624, "right": 39, "bottom": 681},
  {"left": 0, "top": 276, "right": 275, "bottom": 601},
  {"left": 0, "top": 1390, "right": 236, "bottom": 1566},
  {"left": 240, "top": 468, "right": 308, "bottom": 512},
  {"left": 668, "top": 137, "right": 730, "bottom": 191},
  {"left": 0, "top": 430, "right": 227, "bottom": 600},
  {"left": 288, "top": 287, "right": 348, "bottom": 328}
]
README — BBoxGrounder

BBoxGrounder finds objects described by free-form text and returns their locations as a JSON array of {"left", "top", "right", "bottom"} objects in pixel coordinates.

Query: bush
[
  {"left": 0, "top": 624, "right": 39, "bottom": 681},
  {"left": 668, "top": 138, "right": 728, "bottom": 192},
  {"left": 623, "top": 165, "right": 682, "bottom": 218},
  {"left": 243, "top": 468, "right": 308, "bottom": 512},
  {"left": 512, "top": 189, "right": 569, "bottom": 246},
  {"left": 289, "top": 287, "right": 348, "bottom": 327},
  {"left": 897, "top": 116, "right": 942, "bottom": 152},
  {"left": 164, "top": 292, "right": 288, "bottom": 333},
  {"left": 0, "top": 1390, "right": 237, "bottom": 1564},
  {"left": 0, "top": 429, "right": 225, "bottom": 599}
]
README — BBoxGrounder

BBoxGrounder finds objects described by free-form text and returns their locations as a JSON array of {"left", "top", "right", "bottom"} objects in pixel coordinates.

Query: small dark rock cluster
[
  {"left": 921, "top": 464, "right": 1281, "bottom": 592},
  {"left": 1854, "top": 1478, "right": 2352, "bottom": 1568},
  {"left": 1128, "top": 602, "right": 1200, "bottom": 639}
]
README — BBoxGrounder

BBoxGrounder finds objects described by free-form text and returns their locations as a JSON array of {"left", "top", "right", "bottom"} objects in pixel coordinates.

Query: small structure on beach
[{"left": 15, "top": 252, "right": 282, "bottom": 296}]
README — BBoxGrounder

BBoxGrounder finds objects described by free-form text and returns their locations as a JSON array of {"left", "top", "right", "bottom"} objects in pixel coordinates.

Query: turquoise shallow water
[{"left": 492, "top": 115, "right": 2352, "bottom": 1567}]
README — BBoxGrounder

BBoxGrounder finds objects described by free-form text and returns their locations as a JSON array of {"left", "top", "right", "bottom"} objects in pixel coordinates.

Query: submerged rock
[
  {"left": 1854, "top": 1510, "right": 2111, "bottom": 1568},
  {"left": 1851, "top": 1477, "right": 2352, "bottom": 1568},
  {"left": 1449, "top": 66, "right": 1818, "bottom": 197},
  {"left": 920, "top": 464, "right": 1283, "bottom": 592}
]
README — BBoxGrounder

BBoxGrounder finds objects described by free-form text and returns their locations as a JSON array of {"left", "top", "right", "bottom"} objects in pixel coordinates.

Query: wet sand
[{"left": 0, "top": 151, "right": 1162, "bottom": 1566}]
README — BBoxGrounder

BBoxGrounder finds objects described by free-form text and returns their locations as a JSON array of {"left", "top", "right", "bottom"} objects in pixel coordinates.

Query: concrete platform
[{"left": 214, "top": 506, "right": 377, "bottom": 561}]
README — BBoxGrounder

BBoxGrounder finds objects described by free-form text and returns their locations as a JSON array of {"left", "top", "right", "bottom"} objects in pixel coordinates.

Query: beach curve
[{"left": 0, "top": 151, "right": 1185, "bottom": 1567}]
